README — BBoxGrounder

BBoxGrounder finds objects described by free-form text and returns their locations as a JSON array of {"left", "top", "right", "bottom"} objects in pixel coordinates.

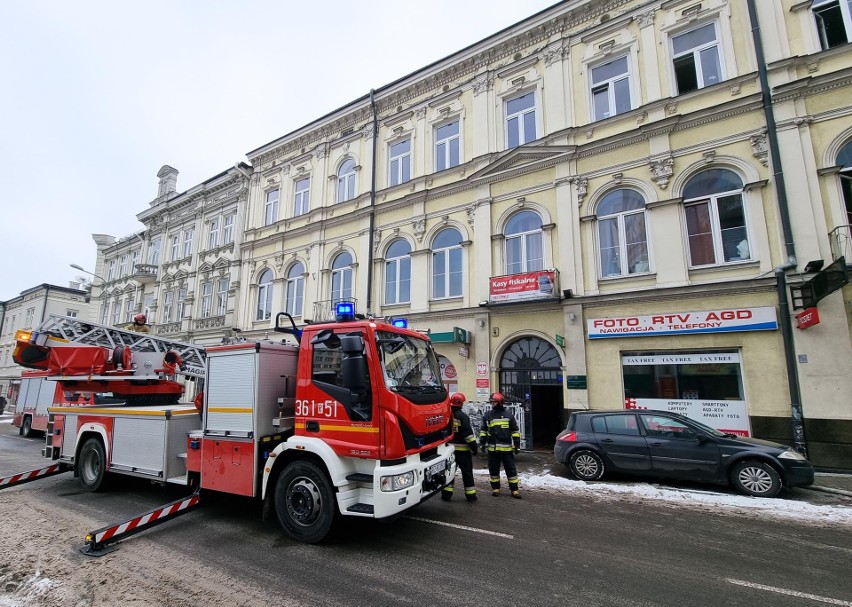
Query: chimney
[{"left": 157, "top": 165, "right": 179, "bottom": 198}]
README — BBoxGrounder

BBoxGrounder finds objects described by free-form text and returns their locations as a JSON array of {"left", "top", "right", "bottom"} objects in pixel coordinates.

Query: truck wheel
[
  {"left": 78, "top": 437, "right": 108, "bottom": 492},
  {"left": 274, "top": 461, "right": 337, "bottom": 544},
  {"left": 731, "top": 460, "right": 781, "bottom": 498},
  {"left": 21, "top": 416, "right": 33, "bottom": 438}
]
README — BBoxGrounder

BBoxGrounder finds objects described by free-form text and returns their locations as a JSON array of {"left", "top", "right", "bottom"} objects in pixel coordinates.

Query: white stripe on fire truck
[{"left": 93, "top": 495, "right": 200, "bottom": 543}]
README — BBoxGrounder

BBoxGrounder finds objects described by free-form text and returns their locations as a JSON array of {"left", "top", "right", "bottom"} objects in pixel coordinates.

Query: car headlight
[
  {"left": 380, "top": 471, "right": 416, "bottom": 492},
  {"left": 778, "top": 449, "right": 808, "bottom": 461}
]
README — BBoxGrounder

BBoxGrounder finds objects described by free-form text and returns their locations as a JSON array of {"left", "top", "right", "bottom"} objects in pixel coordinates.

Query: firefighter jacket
[
  {"left": 450, "top": 407, "right": 478, "bottom": 454},
  {"left": 480, "top": 406, "right": 521, "bottom": 452}
]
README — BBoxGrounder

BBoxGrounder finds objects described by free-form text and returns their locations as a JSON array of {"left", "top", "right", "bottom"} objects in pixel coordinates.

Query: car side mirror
[{"left": 696, "top": 434, "right": 709, "bottom": 444}]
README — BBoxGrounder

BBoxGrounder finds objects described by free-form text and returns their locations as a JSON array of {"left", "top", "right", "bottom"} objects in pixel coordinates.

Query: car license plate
[{"left": 427, "top": 461, "right": 444, "bottom": 477}]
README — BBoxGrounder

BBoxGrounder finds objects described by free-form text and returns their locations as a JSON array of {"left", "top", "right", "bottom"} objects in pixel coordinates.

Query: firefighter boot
[{"left": 441, "top": 488, "right": 453, "bottom": 502}]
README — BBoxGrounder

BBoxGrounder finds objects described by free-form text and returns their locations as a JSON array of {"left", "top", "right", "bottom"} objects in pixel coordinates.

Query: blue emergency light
[
  {"left": 391, "top": 318, "right": 408, "bottom": 328},
  {"left": 335, "top": 302, "right": 356, "bottom": 322}
]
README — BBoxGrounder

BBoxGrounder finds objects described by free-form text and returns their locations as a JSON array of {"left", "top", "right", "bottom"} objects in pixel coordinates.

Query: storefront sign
[
  {"left": 796, "top": 307, "right": 820, "bottom": 329},
  {"left": 588, "top": 307, "right": 777, "bottom": 339},
  {"left": 625, "top": 397, "right": 750, "bottom": 436},
  {"left": 489, "top": 270, "right": 556, "bottom": 303}
]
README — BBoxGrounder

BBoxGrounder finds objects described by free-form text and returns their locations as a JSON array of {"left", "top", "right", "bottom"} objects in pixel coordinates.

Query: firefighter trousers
[
  {"left": 442, "top": 450, "right": 477, "bottom": 501},
  {"left": 487, "top": 450, "right": 519, "bottom": 495}
]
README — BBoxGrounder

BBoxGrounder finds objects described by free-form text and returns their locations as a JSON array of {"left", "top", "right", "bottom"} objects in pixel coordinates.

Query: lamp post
[
  {"left": 70, "top": 263, "right": 106, "bottom": 285},
  {"left": 70, "top": 264, "right": 107, "bottom": 324}
]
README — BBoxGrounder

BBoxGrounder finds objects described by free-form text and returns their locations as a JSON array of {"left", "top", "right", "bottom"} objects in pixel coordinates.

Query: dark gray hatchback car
[{"left": 554, "top": 410, "right": 814, "bottom": 498}]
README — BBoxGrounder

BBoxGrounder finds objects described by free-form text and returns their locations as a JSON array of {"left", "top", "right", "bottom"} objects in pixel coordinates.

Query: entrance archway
[{"left": 498, "top": 336, "right": 564, "bottom": 450}]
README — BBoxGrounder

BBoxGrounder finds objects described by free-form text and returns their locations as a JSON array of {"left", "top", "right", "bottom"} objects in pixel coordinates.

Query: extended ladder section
[{"left": 34, "top": 315, "right": 206, "bottom": 379}]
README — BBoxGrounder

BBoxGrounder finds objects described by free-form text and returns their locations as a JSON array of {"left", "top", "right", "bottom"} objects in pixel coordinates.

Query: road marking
[
  {"left": 405, "top": 516, "right": 514, "bottom": 539},
  {"left": 727, "top": 579, "right": 852, "bottom": 605}
]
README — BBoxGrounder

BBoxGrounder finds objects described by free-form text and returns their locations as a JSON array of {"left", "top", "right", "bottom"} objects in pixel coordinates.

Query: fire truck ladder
[
  {"left": 80, "top": 490, "right": 202, "bottom": 556},
  {"left": 0, "top": 463, "right": 69, "bottom": 489},
  {"left": 35, "top": 314, "right": 207, "bottom": 379}
]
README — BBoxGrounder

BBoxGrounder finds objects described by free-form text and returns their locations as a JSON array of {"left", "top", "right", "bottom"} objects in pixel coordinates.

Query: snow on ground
[{"left": 474, "top": 466, "right": 852, "bottom": 526}]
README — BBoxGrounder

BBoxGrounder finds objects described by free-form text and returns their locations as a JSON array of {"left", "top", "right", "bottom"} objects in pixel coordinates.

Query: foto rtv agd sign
[{"left": 588, "top": 307, "right": 777, "bottom": 338}]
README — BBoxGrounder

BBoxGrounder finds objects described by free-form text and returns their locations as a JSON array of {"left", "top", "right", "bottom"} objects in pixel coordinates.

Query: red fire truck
[{"left": 7, "top": 305, "right": 456, "bottom": 544}]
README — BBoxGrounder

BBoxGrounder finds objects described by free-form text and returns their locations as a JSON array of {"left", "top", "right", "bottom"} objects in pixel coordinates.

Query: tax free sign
[{"left": 587, "top": 306, "right": 778, "bottom": 339}]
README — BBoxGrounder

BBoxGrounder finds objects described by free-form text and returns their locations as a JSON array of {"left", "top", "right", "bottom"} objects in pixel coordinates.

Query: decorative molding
[
  {"left": 575, "top": 177, "right": 589, "bottom": 204},
  {"left": 413, "top": 218, "right": 426, "bottom": 242},
  {"left": 636, "top": 10, "right": 655, "bottom": 28},
  {"left": 751, "top": 132, "right": 769, "bottom": 166},
  {"left": 650, "top": 155, "right": 674, "bottom": 190}
]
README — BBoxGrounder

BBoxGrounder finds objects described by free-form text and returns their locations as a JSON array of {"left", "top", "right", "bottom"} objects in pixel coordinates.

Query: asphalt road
[{"left": 2, "top": 421, "right": 851, "bottom": 607}]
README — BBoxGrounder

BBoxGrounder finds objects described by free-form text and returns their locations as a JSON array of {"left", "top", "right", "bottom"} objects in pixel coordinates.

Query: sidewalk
[{"left": 509, "top": 449, "right": 852, "bottom": 498}]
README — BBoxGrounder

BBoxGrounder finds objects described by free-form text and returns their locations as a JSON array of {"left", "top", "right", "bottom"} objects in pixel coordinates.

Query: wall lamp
[
  {"left": 802, "top": 259, "right": 824, "bottom": 273},
  {"left": 478, "top": 300, "right": 489, "bottom": 307}
]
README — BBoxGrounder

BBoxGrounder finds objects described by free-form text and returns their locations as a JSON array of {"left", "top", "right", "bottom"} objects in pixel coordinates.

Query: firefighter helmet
[
  {"left": 449, "top": 392, "right": 466, "bottom": 407},
  {"left": 489, "top": 392, "right": 505, "bottom": 406},
  {"left": 134, "top": 313, "right": 147, "bottom": 324}
]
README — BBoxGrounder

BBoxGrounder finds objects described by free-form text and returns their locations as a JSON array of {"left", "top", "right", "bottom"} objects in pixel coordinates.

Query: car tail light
[{"left": 558, "top": 432, "right": 577, "bottom": 443}]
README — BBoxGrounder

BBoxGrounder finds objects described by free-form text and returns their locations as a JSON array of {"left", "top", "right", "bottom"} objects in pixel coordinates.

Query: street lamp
[{"left": 70, "top": 263, "right": 106, "bottom": 285}]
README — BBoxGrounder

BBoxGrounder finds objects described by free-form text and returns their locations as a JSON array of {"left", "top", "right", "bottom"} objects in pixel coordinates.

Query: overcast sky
[{"left": 0, "top": 0, "right": 557, "bottom": 302}]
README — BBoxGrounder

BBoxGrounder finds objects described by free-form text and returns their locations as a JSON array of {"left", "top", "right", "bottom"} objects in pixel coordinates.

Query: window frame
[
  {"left": 331, "top": 253, "right": 353, "bottom": 303},
  {"left": 170, "top": 234, "right": 181, "bottom": 261},
  {"left": 596, "top": 189, "right": 650, "bottom": 278},
  {"left": 264, "top": 189, "right": 279, "bottom": 226},
  {"left": 176, "top": 287, "right": 187, "bottom": 321},
  {"left": 200, "top": 281, "right": 213, "bottom": 318},
  {"left": 671, "top": 21, "right": 724, "bottom": 95},
  {"left": 294, "top": 177, "right": 310, "bottom": 217},
  {"left": 384, "top": 240, "right": 412, "bottom": 305},
  {"left": 256, "top": 270, "right": 274, "bottom": 321},
  {"left": 590, "top": 55, "right": 632, "bottom": 121},
  {"left": 431, "top": 228, "right": 463, "bottom": 300},
  {"left": 208, "top": 218, "right": 219, "bottom": 250},
  {"left": 118, "top": 255, "right": 128, "bottom": 278},
  {"left": 285, "top": 263, "right": 305, "bottom": 317},
  {"left": 813, "top": 0, "right": 852, "bottom": 50},
  {"left": 222, "top": 213, "right": 235, "bottom": 245},
  {"left": 337, "top": 159, "right": 356, "bottom": 203},
  {"left": 162, "top": 290, "right": 173, "bottom": 323},
  {"left": 435, "top": 120, "right": 461, "bottom": 172},
  {"left": 505, "top": 91, "right": 538, "bottom": 149},
  {"left": 183, "top": 229, "right": 193, "bottom": 258},
  {"left": 216, "top": 278, "right": 228, "bottom": 317},
  {"left": 504, "top": 211, "right": 544, "bottom": 275},
  {"left": 389, "top": 138, "right": 412, "bottom": 187}
]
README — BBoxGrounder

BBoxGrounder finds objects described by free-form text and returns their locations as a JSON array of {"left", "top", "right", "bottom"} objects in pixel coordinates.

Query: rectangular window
[
  {"left": 125, "top": 296, "right": 135, "bottom": 323},
  {"left": 389, "top": 139, "right": 411, "bottom": 186},
  {"left": 100, "top": 302, "right": 109, "bottom": 325},
  {"left": 176, "top": 288, "right": 187, "bottom": 321},
  {"left": 506, "top": 92, "right": 537, "bottom": 148},
  {"left": 286, "top": 275, "right": 304, "bottom": 317},
  {"left": 171, "top": 234, "right": 181, "bottom": 261},
  {"left": 162, "top": 291, "right": 173, "bottom": 323},
  {"left": 183, "top": 229, "right": 193, "bottom": 257},
  {"left": 216, "top": 278, "right": 229, "bottom": 316},
  {"left": 149, "top": 238, "right": 161, "bottom": 265},
  {"left": 111, "top": 301, "right": 121, "bottom": 325},
  {"left": 814, "top": 0, "right": 852, "bottom": 50},
  {"left": 685, "top": 194, "right": 749, "bottom": 267},
  {"left": 222, "top": 213, "right": 235, "bottom": 244},
  {"left": 208, "top": 218, "right": 219, "bottom": 249},
  {"left": 119, "top": 255, "right": 128, "bottom": 277},
  {"left": 432, "top": 247, "right": 462, "bottom": 299},
  {"left": 621, "top": 351, "right": 749, "bottom": 435},
  {"left": 107, "top": 259, "right": 116, "bottom": 281},
  {"left": 672, "top": 23, "right": 722, "bottom": 95},
  {"left": 66, "top": 309, "right": 78, "bottom": 318},
  {"left": 591, "top": 56, "right": 631, "bottom": 121},
  {"left": 265, "top": 190, "right": 279, "bottom": 226},
  {"left": 131, "top": 249, "right": 141, "bottom": 274},
  {"left": 25, "top": 308, "right": 35, "bottom": 328},
  {"left": 200, "top": 282, "right": 213, "bottom": 318},
  {"left": 435, "top": 121, "right": 460, "bottom": 171},
  {"left": 294, "top": 177, "right": 310, "bottom": 217}
]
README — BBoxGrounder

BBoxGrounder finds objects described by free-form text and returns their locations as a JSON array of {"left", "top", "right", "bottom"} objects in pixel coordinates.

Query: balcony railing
[
  {"left": 829, "top": 225, "right": 852, "bottom": 264},
  {"left": 133, "top": 263, "right": 159, "bottom": 284},
  {"left": 312, "top": 298, "right": 359, "bottom": 322}
]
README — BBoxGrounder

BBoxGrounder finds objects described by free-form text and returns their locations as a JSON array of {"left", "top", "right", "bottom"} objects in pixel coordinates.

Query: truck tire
[
  {"left": 78, "top": 437, "right": 108, "bottom": 492},
  {"left": 21, "top": 416, "right": 33, "bottom": 438},
  {"left": 274, "top": 461, "right": 337, "bottom": 544}
]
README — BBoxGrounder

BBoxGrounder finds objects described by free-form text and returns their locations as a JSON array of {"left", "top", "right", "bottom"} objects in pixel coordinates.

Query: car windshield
[
  {"left": 682, "top": 416, "right": 728, "bottom": 437},
  {"left": 376, "top": 330, "right": 443, "bottom": 392}
]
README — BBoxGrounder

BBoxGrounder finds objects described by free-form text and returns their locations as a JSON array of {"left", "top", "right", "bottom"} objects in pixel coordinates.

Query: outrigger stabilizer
[
  {"left": 80, "top": 490, "right": 202, "bottom": 557},
  {"left": 0, "top": 463, "right": 69, "bottom": 489}
]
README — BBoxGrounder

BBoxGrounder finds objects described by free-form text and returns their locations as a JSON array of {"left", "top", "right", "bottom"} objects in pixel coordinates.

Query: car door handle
[
  {"left": 649, "top": 441, "right": 664, "bottom": 446},
  {"left": 601, "top": 438, "right": 615, "bottom": 443}
]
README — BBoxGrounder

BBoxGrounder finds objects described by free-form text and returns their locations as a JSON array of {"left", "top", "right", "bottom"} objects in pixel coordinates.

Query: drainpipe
[
  {"left": 747, "top": 0, "right": 806, "bottom": 455},
  {"left": 366, "top": 89, "right": 378, "bottom": 315}
]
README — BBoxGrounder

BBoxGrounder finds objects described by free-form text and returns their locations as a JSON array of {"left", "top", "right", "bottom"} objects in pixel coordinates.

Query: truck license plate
[{"left": 427, "top": 461, "right": 444, "bottom": 477}]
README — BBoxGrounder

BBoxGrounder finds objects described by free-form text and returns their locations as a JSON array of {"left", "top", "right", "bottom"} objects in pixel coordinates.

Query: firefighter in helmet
[
  {"left": 441, "top": 392, "right": 478, "bottom": 502},
  {"left": 479, "top": 392, "right": 521, "bottom": 498},
  {"left": 128, "top": 313, "right": 150, "bottom": 334}
]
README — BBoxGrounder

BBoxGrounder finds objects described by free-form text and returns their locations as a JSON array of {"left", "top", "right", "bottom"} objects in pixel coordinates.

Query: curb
[{"left": 801, "top": 486, "right": 852, "bottom": 498}]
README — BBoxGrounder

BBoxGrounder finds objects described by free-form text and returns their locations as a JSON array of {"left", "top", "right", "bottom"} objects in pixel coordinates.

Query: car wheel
[
  {"left": 731, "top": 460, "right": 781, "bottom": 498},
  {"left": 569, "top": 449, "right": 605, "bottom": 481}
]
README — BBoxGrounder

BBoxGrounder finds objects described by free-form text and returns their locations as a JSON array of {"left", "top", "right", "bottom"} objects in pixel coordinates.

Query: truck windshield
[{"left": 377, "top": 330, "right": 443, "bottom": 393}]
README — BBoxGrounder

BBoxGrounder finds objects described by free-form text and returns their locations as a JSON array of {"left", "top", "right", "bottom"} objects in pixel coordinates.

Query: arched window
[
  {"left": 331, "top": 252, "right": 353, "bottom": 303},
  {"left": 285, "top": 263, "right": 305, "bottom": 317},
  {"left": 385, "top": 239, "right": 411, "bottom": 305},
  {"left": 683, "top": 168, "right": 749, "bottom": 267},
  {"left": 837, "top": 140, "right": 852, "bottom": 226},
  {"left": 337, "top": 159, "right": 356, "bottom": 203},
  {"left": 505, "top": 211, "right": 543, "bottom": 274},
  {"left": 596, "top": 189, "right": 649, "bottom": 277},
  {"left": 431, "top": 228, "right": 463, "bottom": 299},
  {"left": 256, "top": 269, "right": 273, "bottom": 321}
]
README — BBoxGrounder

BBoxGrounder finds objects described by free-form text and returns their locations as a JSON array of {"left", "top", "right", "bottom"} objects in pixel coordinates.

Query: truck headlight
[
  {"left": 380, "top": 471, "right": 415, "bottom": 492},
  {"left": 778, "top": 449, "right": 808, "bottom": 461}
]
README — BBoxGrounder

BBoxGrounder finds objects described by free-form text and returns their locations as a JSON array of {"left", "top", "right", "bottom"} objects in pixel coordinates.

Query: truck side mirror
[
  {"left": 340, "top": 334, "right": 364, "bottom": 354},
  {"left": 341, "top": 357, "right": 366, "bottom": 391}
]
